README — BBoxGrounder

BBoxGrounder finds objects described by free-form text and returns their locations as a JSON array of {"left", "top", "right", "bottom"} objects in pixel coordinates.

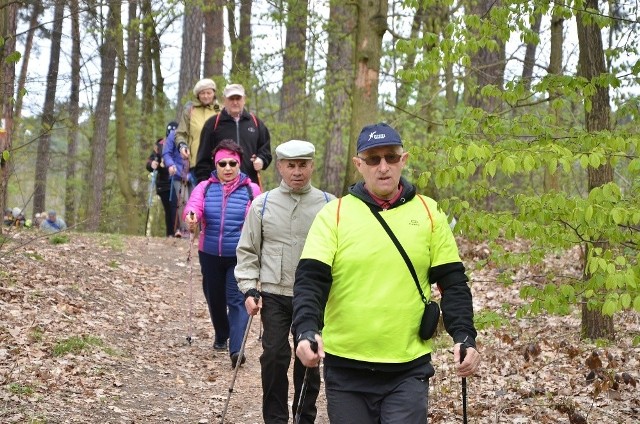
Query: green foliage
[
  {"left": 7, "top": 382, "right": 34, "bottom": 396},
  {"left": 52, "top": 335, "right": 105, "bottom": 357},
  {"left": 474, "top": 309, "right": 510, "bottom": 330},
  {"left": 395, "top": 0, "right": 640, "bottom": 326},
  {"left": 49, "top": 234, "right": 69, "bottom": 244},
  {"left": 24, "top": 251, "right": 43, "bottom": 261}
]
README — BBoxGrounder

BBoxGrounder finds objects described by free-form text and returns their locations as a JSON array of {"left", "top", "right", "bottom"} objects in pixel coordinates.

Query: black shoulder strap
[
  {"left": 367, "top": 204, "right": 427, "bottom": 305},
  {"left": 245, "top": 184, "right": 254, "bottom": 201}
]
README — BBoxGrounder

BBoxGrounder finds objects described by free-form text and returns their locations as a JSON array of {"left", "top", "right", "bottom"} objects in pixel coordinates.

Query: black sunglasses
[
  {"left": 357, "top": 154, "right": 402, "bottom": 166},
  {"left": 217, "top": 160, "right": 239, "bottom": 168}
]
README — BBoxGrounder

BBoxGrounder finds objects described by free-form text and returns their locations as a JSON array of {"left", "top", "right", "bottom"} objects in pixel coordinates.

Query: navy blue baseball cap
[{"left": 356, "top": 122, "right": 403, "bottom": 153}]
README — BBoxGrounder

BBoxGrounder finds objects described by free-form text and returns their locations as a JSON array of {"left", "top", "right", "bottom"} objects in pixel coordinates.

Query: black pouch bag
[{"left": 419, "top": 301, "right": 440, "bottom": 340}]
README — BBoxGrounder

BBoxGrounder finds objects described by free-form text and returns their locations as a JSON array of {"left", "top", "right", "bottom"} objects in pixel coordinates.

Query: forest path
[{"left": 1, "top": 229, "right": 638, "bottom": 423}]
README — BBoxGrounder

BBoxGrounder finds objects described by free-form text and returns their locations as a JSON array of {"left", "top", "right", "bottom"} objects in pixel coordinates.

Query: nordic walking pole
[
  {"left": 185, "top": 212, "right": 195, "bottom": 345},
  {"left": 460, "top": 343, "right": 468, "bottom": 424},
  {"left": 221, "top": 292, "right": 261, "bottom": 423},
  {"left": 251, "top": 155, "right": 265, "bottom": 342},
  {"left": 294, "top": 340, "right": 318, "bottom": 424},
  {"left": 145, "top": 170, "right": 157, "bottom": 236}
]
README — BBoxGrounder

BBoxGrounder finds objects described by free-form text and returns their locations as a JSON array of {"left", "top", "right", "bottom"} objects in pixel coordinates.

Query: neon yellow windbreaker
[{"left": 300, "top": 193, "right": 462, "bottom": 363}]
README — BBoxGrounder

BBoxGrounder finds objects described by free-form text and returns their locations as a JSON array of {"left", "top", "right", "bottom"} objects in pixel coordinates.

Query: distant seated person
[
  {"left": 3, "top": 208, "right": 13, "bottom": 226},
  {"left": 40, "top": 210, "right": 67, "bottom": 233},
  {"left": 11, "top": 207, "right": 26, "bottom": 227}
]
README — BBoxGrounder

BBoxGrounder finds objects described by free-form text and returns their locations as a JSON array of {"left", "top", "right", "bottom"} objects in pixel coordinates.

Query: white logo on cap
[{"left": 368, "top": 131, "right": 386, "bottom": 141}]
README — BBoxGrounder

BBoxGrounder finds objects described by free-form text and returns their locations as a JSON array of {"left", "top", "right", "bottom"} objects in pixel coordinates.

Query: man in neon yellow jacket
[{"left": 293, "top": 122, "right": 481, "bottom": 423}]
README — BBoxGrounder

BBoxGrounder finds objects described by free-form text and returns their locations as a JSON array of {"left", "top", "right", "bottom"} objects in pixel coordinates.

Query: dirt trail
[{"left": 1, "top": 230, "right": 638, "bottom": 423}]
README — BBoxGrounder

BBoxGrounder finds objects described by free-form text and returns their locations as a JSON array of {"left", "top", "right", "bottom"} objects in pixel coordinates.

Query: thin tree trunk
[
  {"left": 323, "top": 0, "right": 356, "bottom": 196},
  {"left": 229, "top": 0, "right": 253, "bottom": 82},
  {"left": 178, "top": 4, "right": 204, "bottom": 105},
  {"left": 521, "top": 5, "right": 541, "bottom": 91},
  {"left": 65, "top": 0, "right": 81, "bottom": 227},
  {"left": 125, "top": 0, "right": 139, "bottom": 100},
  {"left": 203, "top": 0, "right": 225, "bottom": 77},
  {"left": 279, "top": 0, "right": 308, "bottom": 138},
  {"left": 543, "top": 10, "right": 564, "bottom": 192},
  {"left": 0, "top": 1, "right": 18, "bottom": 212},
  {"left": 464, "top": 0, "right": 506, "bottom": 112},
  {"left": 33, "top": 0, "right": 64, "bottom": 215},
  {"left": 576, "top": 0, "right": 615, "bottom": 340},
  {"left": 114, "top": 3, "right": 138, "bottom": 234},
  {"left": 141, "top": 0, "right": 154, "bottom": 118},
  {"left": 343, "top": 0, "right": 388, "bottom": 191},
  {"left": 15, "top": 2, "right": 43, "bottom": 121},
  {"left": 87, "top": 2, "right": 118, "bottom": 231},
  {"left": 395, "top": 4, "right": 424, "bottom": 109}
]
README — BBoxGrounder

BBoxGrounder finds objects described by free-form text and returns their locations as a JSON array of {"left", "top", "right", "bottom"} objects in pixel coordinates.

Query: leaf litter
[{"left": 0, "top": 231, "right": 638, "bottom": 423}]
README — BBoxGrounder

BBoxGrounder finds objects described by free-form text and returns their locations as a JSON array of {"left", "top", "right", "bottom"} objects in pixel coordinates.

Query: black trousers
[
  {"left": 157, "top": 190, "right": 174, "bottom": 237},
  {"left": 324, "top": 362, "right": 433, "bottom": 424},
  {"left": 260, "top": 293, "right": 320, "bottom": 424}
]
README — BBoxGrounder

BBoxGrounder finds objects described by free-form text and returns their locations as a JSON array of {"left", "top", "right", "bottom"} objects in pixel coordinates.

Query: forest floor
[{"left": 0, "top": 228, "right": 638, "bottom": 424}]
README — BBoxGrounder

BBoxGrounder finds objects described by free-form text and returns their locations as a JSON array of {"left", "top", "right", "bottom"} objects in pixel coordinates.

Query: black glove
[{"left": 244, "top": 288, "right": 261, "bottom": 301}]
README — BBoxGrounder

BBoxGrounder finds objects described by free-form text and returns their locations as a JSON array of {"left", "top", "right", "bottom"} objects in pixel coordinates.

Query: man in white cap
[
  {"left": 196, "top": 83, "right": 272, "bottom": 185},
  {"left": 235, "top": 140, "right": 335, "bottom": 424}
]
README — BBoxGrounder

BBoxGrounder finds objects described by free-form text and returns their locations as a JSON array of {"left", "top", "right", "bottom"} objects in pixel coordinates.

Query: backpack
[
  {"left": 183, "top": 101, "right": 257, "bottom": 130},
  {"left": 213, "top": 110, "right": 258, "bottom": 130}
]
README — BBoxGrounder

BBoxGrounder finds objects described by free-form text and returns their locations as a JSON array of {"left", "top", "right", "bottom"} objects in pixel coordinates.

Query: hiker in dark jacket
[
  {"left": 195, "top": 84, "right": 272, "bottom": 184},
  {"left": 146, "top": 135, "right": 173, "bottom": 237},
  {"left": 293, "top": 123, "right": 481, "bottom": 423},
  {"left": 183, "top": 139, "right": 261, "bottom": 368}
]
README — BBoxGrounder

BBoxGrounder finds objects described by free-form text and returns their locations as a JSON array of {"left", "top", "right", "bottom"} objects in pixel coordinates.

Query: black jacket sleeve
[
  {"left": 430, "top": 262, "right": 477, "bottom": 348},
  {"left": 292, "top": 258, "right": 333, "bottom": 337},
  {"left": 195, "top": 116, "right": 216, "bottom": 183},
  {"left": 255, "top": 118, "right": 272, "bottom": 172}
]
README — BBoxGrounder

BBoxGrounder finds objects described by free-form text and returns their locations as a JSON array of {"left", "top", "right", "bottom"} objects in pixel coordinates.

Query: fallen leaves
[{"left": 1, "top": 232, "right": 638, "bottom": 423}]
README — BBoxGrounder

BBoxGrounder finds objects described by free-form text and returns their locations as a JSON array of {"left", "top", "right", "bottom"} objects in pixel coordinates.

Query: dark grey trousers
[{"left": 324, "top": 362, "right": 433, "bottom": 424}]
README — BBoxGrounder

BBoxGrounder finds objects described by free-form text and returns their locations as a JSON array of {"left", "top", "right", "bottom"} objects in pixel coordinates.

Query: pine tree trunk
[
  {"left": 14, "top": 2, "right": 42, "bottom": 121},
  {"left": 114, "top": 3, "right": 139, "bottom": 234},
  {"left": 34, "top": 0, "right": 65, "bottom": 216},
  {"left": 203, "top": 0, "right": 224, "bottom": 77},
  {"left": 178, "top": 4, "right": 203, "bottom": 105},
  {"left": 279, "top": 0, "right": 309, "bottom": 139},
  {"left": 87, "top": 2, "right": 118, "bottom": 231},
  {"left": 65, "top": 0, "right": 81, "bottom": 227}
]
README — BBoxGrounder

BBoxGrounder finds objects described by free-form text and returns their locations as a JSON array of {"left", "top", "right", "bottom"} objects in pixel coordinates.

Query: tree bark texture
[
  {"left": 576, "top": 0, "right": 615, "bottom": 341},
  {"left": 229, "top": 0, "right": 253, "bottom": 83},
  {"left": 14, "top": 2, "right": 42, "bottom": 121},
  {"left": 543, "top": 11, "right": 564, "bottom": 193},
  {"left": 114, "top": 3, "right": 138, "bottom": 234},
  {"left": 0, "top": 1, "right": 18, "bottom": 212},
  {"left": 65, "top": 0, "right": 81, "bottom": 227},
  {"left": 343, "top": 0, "right": 388, "bottom": 191},
  {"left": 465, "top": 0, "right": 506, "bottom": 112},
  {"left": 87, "top": 2, "right": 118, "bottom": 231},
  {"left": 279, "top": 0, "right": 309, "bottom": 139},
  {"left": 203, "top": 0, "right": 225, "bottom": 78},
  {"left": 395, "top": 4, "right": 425, "bottom": 110},
  {"left": 323, "top": 0, "right": 356, "bottom": 196},
  {"left": 33, "top": 0, "right": 64, "bottom": 216},
  {"left": 521, "top": 5, "right": 541, "bottom": 91},
  {"left": 178, "top": 4, "right": 204, "bottom": 106}
]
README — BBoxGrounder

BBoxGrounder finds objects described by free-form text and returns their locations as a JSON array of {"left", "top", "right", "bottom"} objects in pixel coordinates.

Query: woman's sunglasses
[
  {"left": 217, "top": 160, "right": 239, "bottom": 168},
  {"left": 357, "top": 154, "right": 402, "bottom": 166}
]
